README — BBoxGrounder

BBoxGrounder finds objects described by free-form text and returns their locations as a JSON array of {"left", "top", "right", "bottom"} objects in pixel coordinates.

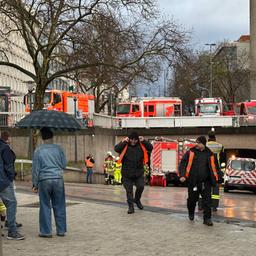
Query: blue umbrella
[{"left": 16, "top": 110, "right": 84, "bottom": 131}]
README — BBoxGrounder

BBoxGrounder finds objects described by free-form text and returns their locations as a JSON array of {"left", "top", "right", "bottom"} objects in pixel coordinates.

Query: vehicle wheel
[{"left": 224, "top": 185, "right": 229, "bottom": 192}]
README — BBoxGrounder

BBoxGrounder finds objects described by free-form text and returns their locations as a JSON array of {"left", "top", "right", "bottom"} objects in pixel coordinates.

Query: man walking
[
  {"left": 207, "top": 131, "right": 224, "bottom": 211},
  {"left": 179, "top": 136, "right": 220, "bottom": 226},
  {"left": 85, "top": 154, "right": 95, "bottom": 184},
  {"left": 114, "top": 131, "right": 153, "bottom": 214}
]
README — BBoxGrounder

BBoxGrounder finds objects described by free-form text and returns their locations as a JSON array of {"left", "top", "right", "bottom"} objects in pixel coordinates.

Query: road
[{"left": 16, "top": 181, "right": 256, "bottom": 224}]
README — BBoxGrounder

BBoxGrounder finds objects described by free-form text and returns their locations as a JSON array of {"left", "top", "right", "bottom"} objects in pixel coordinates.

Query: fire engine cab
[
  {"left": 24, "top": 89, "right": 95, "bottom": 126},
  {"left": 234, "top": 100, "right": 256, "bottom": 124},
  {"left": 224, "top": 157, "right": 256, "bottom": 193},
  {"left": 116, "top": 97, "right": 182, "bottom": 117},
  {"left": 195, "top": 97, "right": 223, "bottom": 116},
  {"left": 150, "top": 137, "right": 196, "bottom": 186}
]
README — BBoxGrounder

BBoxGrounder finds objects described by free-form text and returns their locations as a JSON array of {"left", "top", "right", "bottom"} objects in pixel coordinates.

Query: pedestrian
[
  {"left": 0, "top": 131, "right": 25, "bottom": 239},
  {"left": 114, "top": 131, "right": 153, "bottom": 214},
  {"left": 179, "top": 136, "right": 220, "bottom": 226},
  {"left": 207, "top": 130, "right": 224, "bottom": 211},
  {"left": 85, "top": 154, "right": 95, "bottom": 184},
  {"left": 0, "top": 131, "right": 22, "bottom": 230},
  {"left": 32, "top": 127, "right": 67, "bottom": 238}
]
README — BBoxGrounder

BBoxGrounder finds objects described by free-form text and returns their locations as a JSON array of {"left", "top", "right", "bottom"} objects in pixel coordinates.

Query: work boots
[
  {"left": 203, "top": 219, "right": 213, "bottom": 226},
  {"left": 134, "top": 200, "right": 144, "bottom": 210},
  {"left": 188, "top": 212, "right": 194, "bottom": 221},
  {"left": 127, "top": 204, "right": 134, "bottom": 214}
]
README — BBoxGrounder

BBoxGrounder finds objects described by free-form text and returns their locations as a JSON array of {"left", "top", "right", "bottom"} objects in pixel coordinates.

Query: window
[
  {"left": 53, "top": 93, "right": 62, "bottom": 105},
  {"left": 132, "top": 104, "right": 140, "bottom": 112},
  {"left": 149, "top": 105, "right": 154, "bottom": 112}
]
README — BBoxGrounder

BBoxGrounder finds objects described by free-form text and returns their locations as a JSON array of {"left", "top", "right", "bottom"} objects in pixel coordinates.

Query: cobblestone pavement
[{"left": 2, "top": 191, "right": 256, "bottom": 256}]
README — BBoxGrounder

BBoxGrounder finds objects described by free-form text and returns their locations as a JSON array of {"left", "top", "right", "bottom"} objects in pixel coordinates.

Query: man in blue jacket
[
  {"left": 0, "top": 131, "right": 25, "bottom": 240},
  {"left": 32, "top": 127, "right": 67, "bottom": 238}
]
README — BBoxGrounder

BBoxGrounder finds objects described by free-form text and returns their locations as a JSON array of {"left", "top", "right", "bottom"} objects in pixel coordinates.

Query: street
[{"left": 16, "top": 181, "right": 256, "bottom": 224}]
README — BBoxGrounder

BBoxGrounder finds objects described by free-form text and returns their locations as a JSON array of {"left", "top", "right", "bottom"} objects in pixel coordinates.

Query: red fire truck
[
  {"left": 150, "top": 137, "right": 196, "bottom": 187},
  {"left": 234, "top": 100, "right": 256, "bottom": 124},
  {"left": 194, "top": 97, "right": 223, "bottom": 116},
  {"left": 116, "top": 97, "right": 182, "bottom": 117},
  {"left": 24, "top": 89, "right": 95, "bottom": 126}
]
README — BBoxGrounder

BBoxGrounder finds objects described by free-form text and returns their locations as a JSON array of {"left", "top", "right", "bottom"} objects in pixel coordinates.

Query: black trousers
[
  {"left": 187, "top": 182, "right": 212, "bottom": 220},
  {"left": 211, "top": 185, "right": 220, "bottom": 209},
  {"left": 122, "top": 176, "right": 145, "bottom": 205}
]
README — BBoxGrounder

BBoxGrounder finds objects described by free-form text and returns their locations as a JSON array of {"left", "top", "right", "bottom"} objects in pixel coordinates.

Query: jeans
[
  {"left": 0, "top": 182, "right": 17, "bottom": 233},
  {"left": 38, "top": 178, "right": 66, "bottom": 235},
  {"left": 123, "top": 176, "right": 144, "bottom": 205},
  {"left": 86, "top": 168, "right": 93, "bottom": 184}
]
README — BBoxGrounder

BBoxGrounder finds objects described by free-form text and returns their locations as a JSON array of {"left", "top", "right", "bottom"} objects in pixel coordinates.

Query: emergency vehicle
[
  {"left": 234, "top": 100, "right": 256, "bottom": 124},
  {"left": 24, "top": 89, "right": 95, "bottom": 126},
  {"left": 224, "top": 157, "right": 256, "bottom": 193},
  {"left": 195, "top": 97, "right": 223, "bottom": 116},
  {"left": 150, "top": 137, "right": 196, "bottom": 187},
  {"left": 116, "top": 97, "right": 182, "bottom": 117}
]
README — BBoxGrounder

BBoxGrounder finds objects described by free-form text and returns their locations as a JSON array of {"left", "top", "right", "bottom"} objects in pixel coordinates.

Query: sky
[
  {"left": 136, "top": 0, "right": 250, "bottom": 97},
  {"left": 157, "top": 0, "right": 249, "bottom": 49}
]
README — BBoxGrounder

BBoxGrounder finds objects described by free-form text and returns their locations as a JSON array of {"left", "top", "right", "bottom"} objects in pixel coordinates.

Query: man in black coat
[
  {"left": 179, "top": 136, "right": 220, "bottom": 226},
  {"left": 114, "top": 131, "right": 153, "bottom": 214}
]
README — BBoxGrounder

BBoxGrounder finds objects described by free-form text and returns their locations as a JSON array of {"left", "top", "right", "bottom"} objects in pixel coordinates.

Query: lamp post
[
  {"left": 205, "top": 43, "right": 216, "bottom": 97},
  {"left": 73, "top": 97, "right": 78, "bottom": 163}
]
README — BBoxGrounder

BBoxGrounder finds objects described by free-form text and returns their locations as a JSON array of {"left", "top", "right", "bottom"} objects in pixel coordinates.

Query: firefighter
[
  {"left": 114, "top": 131, "right": 153, "bottom": 214},
  {"left": 207, "top": 131, "right": 224, "bottom": 211},
  {"left": 179, "top": 136, "right": 220, "bottom": 226},
  {"left": 113, "top": 157, "right": 122, "bottom": 185},
  {"left": 103, "top": 152, "right": 115, "bottom": 185}
]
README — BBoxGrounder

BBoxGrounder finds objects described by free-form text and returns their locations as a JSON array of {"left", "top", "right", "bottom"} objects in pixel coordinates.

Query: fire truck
[
  {"left": 116, "top": 97, "right": 182, "bottom": 117},
  {"left": 24, "top": 89, "right": 95, "bottom": 126},
  {"left": 194, "top": 97, "right": 223, "bottom": 116},
  {"left": 234, "top": 100, "right": 256, "bottom": 124},
  {"left": 150, "top": 137, "right": 196, "bottom": 187}
]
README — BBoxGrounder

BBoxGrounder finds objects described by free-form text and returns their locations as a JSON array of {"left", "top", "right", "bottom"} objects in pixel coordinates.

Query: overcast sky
[{"left": 157, "top": 0, "right": 249, "bottom": 49}]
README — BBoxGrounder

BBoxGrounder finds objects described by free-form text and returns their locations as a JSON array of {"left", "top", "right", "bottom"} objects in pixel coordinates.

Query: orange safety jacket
[
  {"left": 117, "top": 142, "right": 149, "bottom": 165},
  {"left": 86, "top": 158, "right": 94, "bottom": 168},
  {"left": 185, "top": 151, "right": 218, "bottom": 182}
]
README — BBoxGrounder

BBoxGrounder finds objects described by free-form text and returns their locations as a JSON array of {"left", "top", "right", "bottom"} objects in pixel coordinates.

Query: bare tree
[
  {"left": 0, "top": 0, "right": 161, "bottom": 110},
  {"left": 67, "top": 9, "right": 188, "bottom": 113}
]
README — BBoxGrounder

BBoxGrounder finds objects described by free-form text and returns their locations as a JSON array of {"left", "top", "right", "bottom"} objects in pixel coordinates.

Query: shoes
[
  {"left": 203, "top": 219, "right": 213, "bottom": 226},
  {"left": 5, "top": 221, "right": 22, "bottom": 228},
  {"left": 57, "top": 233, "right": 65, "bottom": 237},
  {"left": 189, "top": 212, "right": 194, "bottom": 221},
  {"left": 127, "top": 204, "right": 134, "bottom": 214},
  {"left": 134, "top": 200, "right": 144, "bottom": 210},
  {"left": 39, "top": 234, "right": 52, "bottom": 238},
  {"left": 7, "top": 232, "right": 25, "bottom": 240}
]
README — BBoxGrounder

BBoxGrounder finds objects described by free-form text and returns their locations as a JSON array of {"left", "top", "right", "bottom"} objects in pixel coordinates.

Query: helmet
[
  {"left": 116, "top": 157, "right": 120, "bottom": 161},
  {"left": 107, "top": 151, "right": 112, "bottom": 156},
  {"left": 221, "top": 163, "right": 226, "bottom": 168}
]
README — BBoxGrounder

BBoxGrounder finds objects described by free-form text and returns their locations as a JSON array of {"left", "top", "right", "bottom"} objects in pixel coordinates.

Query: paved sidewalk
[{"left": 2, "top": 191, "right": 256, "bottom": 256}]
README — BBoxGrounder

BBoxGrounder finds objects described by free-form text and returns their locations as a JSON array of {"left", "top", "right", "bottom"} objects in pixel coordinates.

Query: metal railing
[{"left": 2, "top": 112, "right": 256, "bottom": 129}]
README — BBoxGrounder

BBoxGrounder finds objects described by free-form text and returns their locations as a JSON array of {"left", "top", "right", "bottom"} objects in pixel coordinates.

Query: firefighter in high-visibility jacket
[
  {"left": 207, "top": 131, "right": 224, "bottom": 211},
  {"left": 113, "top": 157, "right": 122, "bottom": 184},
  {"left": 104, "top": 152, "right": 115, "bottom": 185},
  {"left": 179, "top": 136, "right": 221, "bottom": 226}
]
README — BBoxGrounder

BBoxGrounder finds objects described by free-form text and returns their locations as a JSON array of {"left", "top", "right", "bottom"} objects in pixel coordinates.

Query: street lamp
[
  {"left": 205, "top": 43, "right": 216, "bottom": 97},
  {"left": 73, "top": 97, "right": 78, "bottom": 163}
]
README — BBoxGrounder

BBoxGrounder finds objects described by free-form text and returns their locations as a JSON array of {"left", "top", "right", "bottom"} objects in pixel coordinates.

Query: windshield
[
  {"left": 247, "top": 106, "right": 256, "bottom": 114},
  {"left": 231, "top": 160, "right": 255, "bottom": 171},
  {"left": 116, "top": 104, "right": 131, "bottom": 114},
  {"left": 27, "top": 92, "right": 51, "bottom": 105},
  {"left": 198, "top": 104, "right": 219, "bottom": 114}
]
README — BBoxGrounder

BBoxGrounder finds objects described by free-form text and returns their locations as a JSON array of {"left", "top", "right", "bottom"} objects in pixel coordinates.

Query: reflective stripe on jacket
[
  {"left": 117, "top": 142, "right": 148, "bottom": 165},
  {"left": 185, "top": 151, "right": 218, "bottom": 182}
]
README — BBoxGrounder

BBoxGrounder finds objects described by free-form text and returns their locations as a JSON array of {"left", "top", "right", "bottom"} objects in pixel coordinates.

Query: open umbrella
[{"left": 16, "top": 110, "right": 84, "bottom": 131}]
